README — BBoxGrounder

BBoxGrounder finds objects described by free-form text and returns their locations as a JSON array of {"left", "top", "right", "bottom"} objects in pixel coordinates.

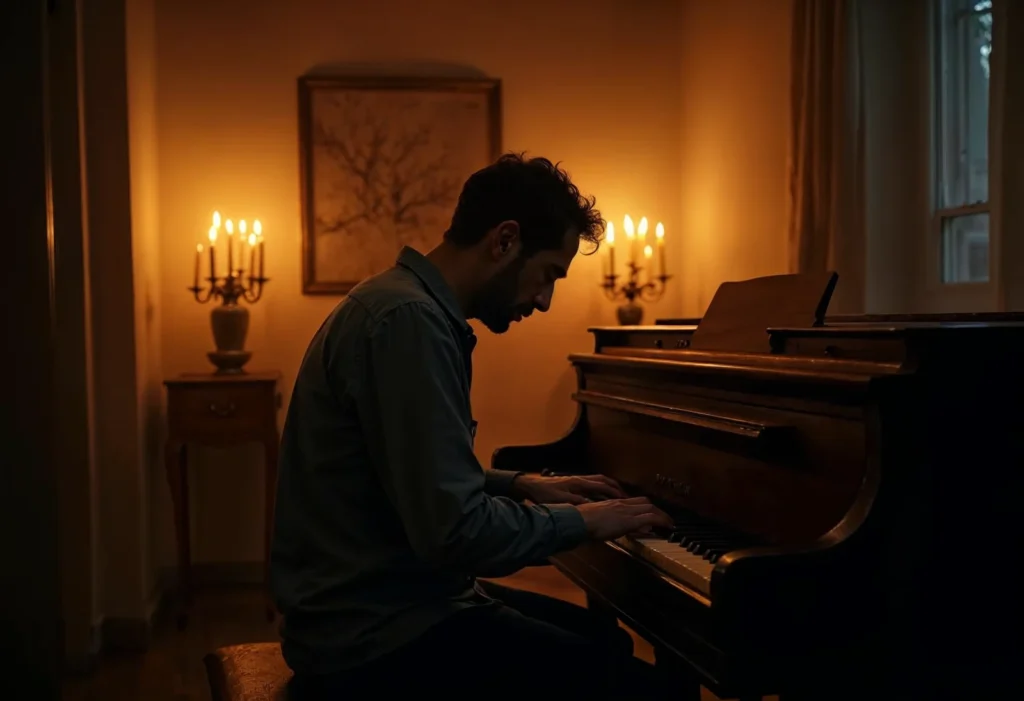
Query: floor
[{"left": 62, "top": 566, "right": 730, "bottom": 701}]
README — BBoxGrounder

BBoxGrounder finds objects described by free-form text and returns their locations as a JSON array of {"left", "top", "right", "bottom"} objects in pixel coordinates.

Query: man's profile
[{"left": 270, "top": 153, "right": 674, "bottom": 697}]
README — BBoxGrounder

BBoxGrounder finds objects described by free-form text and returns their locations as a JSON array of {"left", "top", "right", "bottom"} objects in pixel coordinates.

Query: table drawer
[{"left": 167, "top": 383, "right": 275, "bottom": 438}]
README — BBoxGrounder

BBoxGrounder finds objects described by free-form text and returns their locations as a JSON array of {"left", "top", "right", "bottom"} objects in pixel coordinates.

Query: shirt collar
[{"left": 395, "top": 246, "right": 472, "bottom": 336}]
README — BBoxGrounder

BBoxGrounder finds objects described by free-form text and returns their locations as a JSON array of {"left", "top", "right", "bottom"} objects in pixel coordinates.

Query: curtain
[{"left": 787, "top": 0, "right": 865, "bottom": 311}]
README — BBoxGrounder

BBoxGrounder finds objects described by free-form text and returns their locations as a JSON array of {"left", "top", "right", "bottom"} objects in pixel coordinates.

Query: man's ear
[{"left": 491, "top": 220, "right": 521, "bottom": 258}]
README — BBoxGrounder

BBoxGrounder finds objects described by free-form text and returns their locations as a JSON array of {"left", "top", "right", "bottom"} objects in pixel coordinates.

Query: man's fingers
[
  {"left": 561, "top": 494, "right": 590, "bottom": 505},
  {"left": 585, "top": 474, "right": 627, "bottom": 492},
  {"left": 618, "top": 496, "right": 651, "bottom": 505},
  {"left": 634, "top": 511, "right": 674, "bottom": 530},
  {"left": 574, "top": 477, "right": 626, "bottom": 500}
]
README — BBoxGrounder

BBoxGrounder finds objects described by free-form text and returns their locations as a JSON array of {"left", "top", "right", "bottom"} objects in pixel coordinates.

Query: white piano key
[{"left": 615, "top": 535, "right": 715, "bottom": 597}]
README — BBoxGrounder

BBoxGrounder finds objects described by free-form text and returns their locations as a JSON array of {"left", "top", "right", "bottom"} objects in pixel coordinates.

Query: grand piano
[{"left": 492, "top": 273, "right": 1024, "bottom": 700}]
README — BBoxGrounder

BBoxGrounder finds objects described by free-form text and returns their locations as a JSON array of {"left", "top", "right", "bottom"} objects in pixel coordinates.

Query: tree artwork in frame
[{"left": 298, "top": 75, "right": 502, "bottom": 294}]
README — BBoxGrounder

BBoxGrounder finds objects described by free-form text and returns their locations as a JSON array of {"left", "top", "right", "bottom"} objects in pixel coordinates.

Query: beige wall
[
  {"left": 54, "top": 0, "right": 800, "bottom": 628},
  {"left": 55, "top": 0, "right": 1024, "bottom": 643},
  {"left": 150, "top": 0, "right": 694, "bottom": 567},
  {"left": 677, "top": 0, "right": 793, "bottom": 317}
]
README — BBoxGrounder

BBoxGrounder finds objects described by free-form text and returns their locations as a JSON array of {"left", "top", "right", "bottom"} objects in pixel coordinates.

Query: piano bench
[{"left": 204, "top": 642, "right": 292, "bottom": 701}]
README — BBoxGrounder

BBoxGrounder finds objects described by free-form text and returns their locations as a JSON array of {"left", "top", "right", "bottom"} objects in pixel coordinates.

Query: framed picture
[{"left": 298, "top": 75, "right": 502, "bottom": 294}]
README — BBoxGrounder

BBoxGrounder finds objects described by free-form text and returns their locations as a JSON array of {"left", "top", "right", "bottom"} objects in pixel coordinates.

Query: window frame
[{"left": 924, "top": 0, "right": 998, "bottom": 311}]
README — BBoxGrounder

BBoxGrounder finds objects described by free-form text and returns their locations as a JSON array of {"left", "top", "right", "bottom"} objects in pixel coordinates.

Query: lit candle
[
  {"left": 225, "top": 219, "right": 234, "bottom": 276},
  {"left": 248, "top": 233, "right": 257, "bottom": 279},
  {"left": 643, "top": 244, "right": 653, "bottom": 281},
  {"left": 638, "top": 216, "right": 648, "bottom": 247},
  {"left": 655, "top": 222, "right": 666, "bottom": 276},
  {"left": 194, "top": 243, "right": 203, "bottom": 288},
  {"left": 239, "top": 220, "right": 248, "bottom": 275},
  {"left": 208, "top": 226, "right": 217, "bottom": 279},
  {"left": 212, "top": 210, "right": 222, "bottom": 230},
  {"left": 254, "top": 220, "right": 264, "bottom": 280},
  {"left": 605, "top": 221, "right": 615, "bottom": 276},
  {"left": 623, "top": 214, "right": 635, "bottom": 265}
]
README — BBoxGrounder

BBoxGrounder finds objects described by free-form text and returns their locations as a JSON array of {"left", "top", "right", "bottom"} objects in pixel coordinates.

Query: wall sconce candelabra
[
  {"left": 189, "top": 211, "right": 269, "bottom": 374},
  {"left": 601, "top": 214, "right": 671, "bottom": 325}
]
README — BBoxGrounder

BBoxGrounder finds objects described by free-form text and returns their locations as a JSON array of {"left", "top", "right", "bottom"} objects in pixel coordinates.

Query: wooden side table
[{"left": 164, "top": 371, "right": 282, "bottom": 627}]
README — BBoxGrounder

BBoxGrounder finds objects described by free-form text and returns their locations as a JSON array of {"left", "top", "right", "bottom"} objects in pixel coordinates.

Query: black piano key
[
  {"left": 682, "top": 536, "right": 723, "bottom": 549},
  {"left": 691, "top": 540, "right": 730, "bottom": 554}
]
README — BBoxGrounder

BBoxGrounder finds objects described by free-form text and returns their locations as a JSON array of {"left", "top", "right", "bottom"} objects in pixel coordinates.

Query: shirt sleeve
[
  {"left": 354, "top": 302, "right": 587, "bottom": 578},
  {"left": 484, "top": 468, "right": 524, "bottom": 498}
]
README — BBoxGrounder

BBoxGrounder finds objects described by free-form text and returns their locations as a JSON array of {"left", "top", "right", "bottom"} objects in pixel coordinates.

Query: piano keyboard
[{"left": 615, "top": 522, "right": 758, "bottom": 597}]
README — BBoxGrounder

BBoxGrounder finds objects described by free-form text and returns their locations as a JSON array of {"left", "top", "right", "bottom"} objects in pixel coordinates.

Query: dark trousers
[{"left": 289, "top": 579, "right": 672, "bottom": 699}]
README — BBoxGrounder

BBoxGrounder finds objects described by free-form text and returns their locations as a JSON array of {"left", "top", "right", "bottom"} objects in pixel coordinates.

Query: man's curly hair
[{"left": 444, "top": 152, "right": 604, "bottom": 255}]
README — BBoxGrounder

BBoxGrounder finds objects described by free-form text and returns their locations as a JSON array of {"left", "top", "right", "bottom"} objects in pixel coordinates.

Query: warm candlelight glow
[
  {"left": 191, "top": 211, "right": 270, "bottom": 373},
  {"left": 599, "top": 212, "right": 670, "bottom": 323}
]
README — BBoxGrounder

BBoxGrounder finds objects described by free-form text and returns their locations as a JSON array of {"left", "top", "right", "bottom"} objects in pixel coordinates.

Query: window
[{"left": 932, "top": 0, "right": 993, "bottom": 284}]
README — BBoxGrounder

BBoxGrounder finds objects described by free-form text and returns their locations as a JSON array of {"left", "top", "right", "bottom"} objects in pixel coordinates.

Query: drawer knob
[{"left": 208, "top": 401, "right": 237, "bottom": 417}]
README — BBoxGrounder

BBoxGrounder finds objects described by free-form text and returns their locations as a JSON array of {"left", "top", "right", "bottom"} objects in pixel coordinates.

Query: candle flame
[
  {"left": 208, "top": 226, "right": 217, "bottom": 243},
  {"left": 606, "top": 221, "right": 615, "bottom": 246},
  {"left": 655, "top": 222, "right": 665, "bottom": 240},
  {"left": 624, "top": 214, "right": 635, "bottom": 238},
  {"left": 248, "top": 233, "right": 257, "bottom": 246},
  {"left": 644, "top": 245, "right": 653, "bottom": 259},
  {"left": 253, "top": 219, "right": 262, "bottom": 236},
  {"left": 239, "top": 219, "right": 247, "bottom": 235},
  {"left": 212, "top": 211, "right": 221, "bottom": 228},
  {"left": 197, "top": 243, "right": 203, "bottom": 253},
  {"left": 638, "top": 217, "right": 648, "bottom": 237},
  {"left": 225, "top": 219, "right": 234, "bottom": 234}
]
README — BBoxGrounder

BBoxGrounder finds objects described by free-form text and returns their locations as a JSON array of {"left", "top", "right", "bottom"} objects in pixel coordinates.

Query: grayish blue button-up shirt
[{"left": 270, "top": 247, "right": 588, "bottom": 676}]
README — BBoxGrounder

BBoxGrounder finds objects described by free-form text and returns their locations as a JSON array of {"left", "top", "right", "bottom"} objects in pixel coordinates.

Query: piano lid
[
  {"left": 593, "top": 271, "right": 840, "bottom": 355},
  {"left": 588, "top": 275, "right": 1024, "bottom": 366},
  {"left": 657, "top": 310, "right": 1024, "bottom": 328}
]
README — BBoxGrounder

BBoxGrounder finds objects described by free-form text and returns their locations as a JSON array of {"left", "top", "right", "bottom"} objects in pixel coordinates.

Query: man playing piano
[{"left": 271, "top": 153, "right": 674, "bottom": 698}]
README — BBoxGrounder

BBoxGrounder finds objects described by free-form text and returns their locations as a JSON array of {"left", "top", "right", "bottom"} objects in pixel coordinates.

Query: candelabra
[
  {"left": 601, "top": 262, "right": 672, "bottom": 325},
  {"left": 189, "top": 212, "right": 269, "bottom": 374},
  {"left": 601, "top": 214, "right": 672, "bottom": 325}
]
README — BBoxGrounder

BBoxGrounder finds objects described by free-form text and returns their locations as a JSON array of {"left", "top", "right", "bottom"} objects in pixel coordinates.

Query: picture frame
[{"left": 298, "top": 75, "right": 502, "bottom": 294}]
